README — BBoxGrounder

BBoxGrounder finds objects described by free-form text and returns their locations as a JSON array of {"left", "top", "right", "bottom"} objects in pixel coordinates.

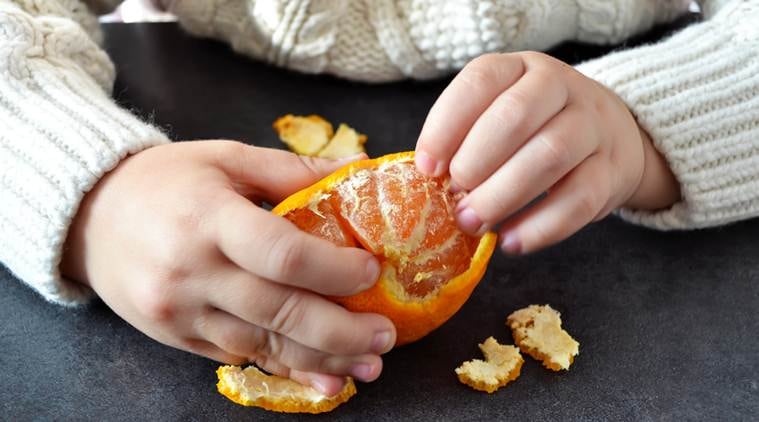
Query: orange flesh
[{"left": 284, "top": 161, "right": 479, "bottom": 299}]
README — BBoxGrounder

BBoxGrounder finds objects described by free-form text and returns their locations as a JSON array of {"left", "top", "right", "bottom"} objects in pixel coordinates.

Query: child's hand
[
  {"left": 61, "top": 142, "right": 395, "bottom": 395},
  {"left": 415, "top": 52, "right": 680, "bottom": 254}
]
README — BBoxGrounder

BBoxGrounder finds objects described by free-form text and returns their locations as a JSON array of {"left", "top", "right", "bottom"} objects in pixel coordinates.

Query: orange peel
[
  {"left": 507, "top": 304, "right": 579, "bottom": 371},
  {"left": 273, "top": 114, "right": 334, "bottom": 156},
  {"left": 455, "top": 336, "right": 524, "bottom": 393},
  {"left": 273, "top": 114, "right": 366, "bottom": 158},
  {"left": 317, "top": 123, "right": 367, "bottom": 159},
  {"left": 216, "top": 365, "right": 356, "bottom": 413}
]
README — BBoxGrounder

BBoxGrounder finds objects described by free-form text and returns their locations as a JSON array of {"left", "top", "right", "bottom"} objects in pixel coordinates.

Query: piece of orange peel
[
  {"left": 455, "top": 336, "right": 524, "bottom": 393},
  {"left": 507, "top": 304, "right": 580, "bottom": 371},
  {"left": 216, "top": 365, "right": 356, "bottom": 413},
  {"left": 273, "top": 114, "right": 367, "bottom": 158}
]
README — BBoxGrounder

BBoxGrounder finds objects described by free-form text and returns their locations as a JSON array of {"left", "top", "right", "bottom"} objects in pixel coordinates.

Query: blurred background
[
  {"left": 102, "top": 0, "right": 700, "bottom": 23},
  {"left": 101, "top": 0, "right": 176, "bottom": 23}
]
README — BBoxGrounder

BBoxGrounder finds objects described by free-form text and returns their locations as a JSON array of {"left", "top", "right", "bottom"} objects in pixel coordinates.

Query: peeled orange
[{"left": 273, "top": 151, "right": 497, "bottom": 345}]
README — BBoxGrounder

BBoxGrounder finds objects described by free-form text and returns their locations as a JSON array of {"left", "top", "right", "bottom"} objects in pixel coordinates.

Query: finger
[
  {"left": 290, "top": 370, "right": 349, "bottom": 397},
  {"left": 498, "top": 156, "right": 609, "bottom": 254},
  {"left": 455, "top": 105, "right": 599, "bottom": 234},
  {"left": 250, "top": 355, "right": 349, "bottom": 396},
  {"left": 448, "top": 67, "right": 569, "bottom": 191},
  {"left": 214, "top": 194, "right": 380, "bottom": 296},
  {"left": 207, "top": 270, "right": 396, "bottom": 356},
  {"left": 415, "top": 53, "right": 525, "bottom": 176},
  {"left": 180, "top": 338, "right": 247, "bottom": 365},
  {"left": 208, "top": 141, "right": 366, "bottom": 202},
  {"left": 196, "top": 308, "right": 384, "bottom": 382}
]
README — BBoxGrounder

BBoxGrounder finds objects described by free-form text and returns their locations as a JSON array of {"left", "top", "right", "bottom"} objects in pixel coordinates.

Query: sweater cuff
[
  {"left": 1, "top": 35, "right": 170, "bottom": 306},
  {"left": 575, "top": 2, "right": 759, "bottom": 230}
]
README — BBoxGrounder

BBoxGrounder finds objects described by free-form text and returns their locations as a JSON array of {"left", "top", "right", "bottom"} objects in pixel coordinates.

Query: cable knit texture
[
  {"left": 576, "top": 0, "right": 759, "bottom": 229},
  {"left": 1, "top": 0, "right": 169, "bottom": 305},
  {"left": 1, "top": 0, "right": 758, "bottom": 305}
]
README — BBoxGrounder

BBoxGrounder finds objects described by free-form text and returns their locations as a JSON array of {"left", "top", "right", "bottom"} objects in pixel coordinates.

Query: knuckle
[
  {"left": 268, "top": 232, "right": 305, "bottom": 281},
  {"left": 536, "top": 67, "right": 570, "bottom": 101},
  {"left": 536, "top": 134, "right": 573, "bottom": 174},
  {"left": 460, "top": 53, "right": 503, "bottom": 88},
  {"left": 293, "top": 154, "right": 322, "bottom": 178},
  {"left": 216, "top": 140, "right": 247, "bottom": 173},
  {"left": 251, "top": 354, "right": 277, "bottom": 373},
  {"left": 220, "top": 140, "right": 248, "bottom": 162},
  {"left": 135, "top": 279, "right": 176, "bottom": 323},
  {"left": 589, "top": 179, "right": 611, "bottom": 222},
  {"left": 577, "top": 191, "right": 600, "bottom": 220},
  {"left": 317, "top": 325, "right": 355, "bottom": 354},
  {"left": 497, "top": 91, "right": 531, "bottom": 132},
  {"left": 477, "top": 188, "right": 512, "bottom": 225},
  {"left": 529, "top": 219, "right": 553, "bottom": 251},
  {"left": 270, "top": 290, "right": 307, "bottom": 337},
  {"left": 520, "top": 50, "right": 549, "bottom": 62},
  {"left": 150, "top": 237, "right": 195, "bottom": 281},
  {"left": 216, "top": 326, "right": 244, "bottom": 353},
  {"left": 260, "top": 331, "right": 285, "bottom": 359},
  {"left": 170, "top": 203, "right": 207, "bottom": 235},
  {"left": 178, "top": 338, "right": 208, "bottom": 355},
  {"left": 522, "top": 51, "right": 563, "bottom": 70},
  {"left": 449, "top": 158, "right": 478, "bottom": 191},
  {"left": 157, "top": 263, "right": 190, "bottom": 285}
]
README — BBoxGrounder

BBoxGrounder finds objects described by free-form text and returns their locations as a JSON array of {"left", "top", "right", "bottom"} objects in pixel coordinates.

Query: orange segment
[
  {"left": 274, "top": 152, "right": 497, "bottom": 345},
  {"left": 283, "top": 198, "right": 355, "bottom": 247},
  {"left": 217, "top": 365, "right": 356, "bottom": 413}
]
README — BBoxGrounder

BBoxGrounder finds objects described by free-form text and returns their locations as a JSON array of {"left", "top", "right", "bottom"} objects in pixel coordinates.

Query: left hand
[{"left": 415, "top": 52, "right": 680, "bottom": 254}]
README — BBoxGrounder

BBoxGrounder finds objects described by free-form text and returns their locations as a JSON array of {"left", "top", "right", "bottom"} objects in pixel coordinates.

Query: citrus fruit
[
  {"left": 217, "top": 365, "right": 356, "bottom": 413},
  {"left": 273, "top": 151, "right": 497, "bottom": 345}
]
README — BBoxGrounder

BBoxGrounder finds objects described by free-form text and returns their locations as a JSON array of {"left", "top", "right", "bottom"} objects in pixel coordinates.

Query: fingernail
[
  {"left": 449, "top": 180, "right": 464, "bottom": 194},
  {"left": 361, "top": 258, "right": 381, "bottom": 290},
  {"left": 350, "top": 363, "right": 373, "bottom": 381},
  {"left": 371, "top": 331, "right": 393, "bottom": 354},
  {"left": 311, "top": 379, "right": 329, "bottom": 395},
  {"left": 416, "top": 151, "right": 444, "bottom": 176},
  {"left": 335, "top": 153, "right": 367, "bottom": 164},
  {"left": 455, "top": 195, "right": 469, "bottom": 213},
  {"left": 501, "top": 231, "right": 522, "bottom": 255},
  {"left": 456, "top": 207, "right": 485, "bottom": 234}
]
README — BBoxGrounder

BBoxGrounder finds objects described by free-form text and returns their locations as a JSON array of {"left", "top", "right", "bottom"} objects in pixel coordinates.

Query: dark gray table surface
[{"left": 3, "top": 17, "right": 758, "bottom": 421}]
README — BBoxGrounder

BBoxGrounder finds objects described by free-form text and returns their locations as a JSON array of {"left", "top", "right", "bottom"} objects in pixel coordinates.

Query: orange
[
  {"left": 217, "top": 365, "right": 356, "bottom": 413},
  {"left": 273, "top": 151, "right": 497, "bottom": 345}
]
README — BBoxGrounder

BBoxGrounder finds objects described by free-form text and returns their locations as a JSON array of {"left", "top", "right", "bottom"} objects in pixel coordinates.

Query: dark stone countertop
[{"left": 2, "top": 16, "right": 758, "bottom": 421}]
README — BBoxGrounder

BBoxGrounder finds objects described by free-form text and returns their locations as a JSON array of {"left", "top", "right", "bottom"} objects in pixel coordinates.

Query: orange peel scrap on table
[
  {"left": 216, "top": 365, "right": 356, "bottom": 413},
  {"left": 456, "top": 336, "right": 524, "bottom": 393},
  {"left": 273, "top": 114, "right": 366, "bottom": 159},
  {"left": 507, "top": 304, "right": 580, "bottom": 371}
]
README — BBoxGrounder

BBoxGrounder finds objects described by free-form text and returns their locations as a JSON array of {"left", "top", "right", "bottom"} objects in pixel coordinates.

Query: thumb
[{"left": 215, "top": 142, "right": 367, "bottom": 202}]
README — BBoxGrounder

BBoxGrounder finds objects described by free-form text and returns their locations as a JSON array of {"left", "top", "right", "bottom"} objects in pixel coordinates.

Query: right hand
[{"left": 61, "top": 141, "right": 396, "bottom": 396}]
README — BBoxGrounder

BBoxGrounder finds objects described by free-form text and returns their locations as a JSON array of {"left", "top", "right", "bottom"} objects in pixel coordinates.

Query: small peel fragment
[
  {"left": 274, "top": 114, "right": 367, "bottom": 159},
  {"left": 317, "top": 123, "right": 367, "bottom": 159},
  {"left": 273, "top": 114, "right": 334, "bottom": 156},
  {"left": 507, "top": 304, "right": 579, "bottom": 371},
  {"left": 455, "top": 336, "right": 524, "bottom": 393},
  {"left": 216, "top": 365, "right": 356, "bottom": 414}
]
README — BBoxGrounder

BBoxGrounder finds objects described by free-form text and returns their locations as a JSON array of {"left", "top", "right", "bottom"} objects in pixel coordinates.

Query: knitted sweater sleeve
[
  {"left": 0, "top": 1, "right": 169, "bottom": 305},
  {"left": 575, "top": 0, "right": 759, "bottom": 230},
  {"left": 169, "top": 0, "right": 694, "bottom": 82}
]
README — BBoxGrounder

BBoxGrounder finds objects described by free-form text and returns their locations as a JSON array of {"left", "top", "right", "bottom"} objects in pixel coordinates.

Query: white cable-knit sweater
[{"left": 2, "top": 0, "right": 758, "bottom": 306}]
